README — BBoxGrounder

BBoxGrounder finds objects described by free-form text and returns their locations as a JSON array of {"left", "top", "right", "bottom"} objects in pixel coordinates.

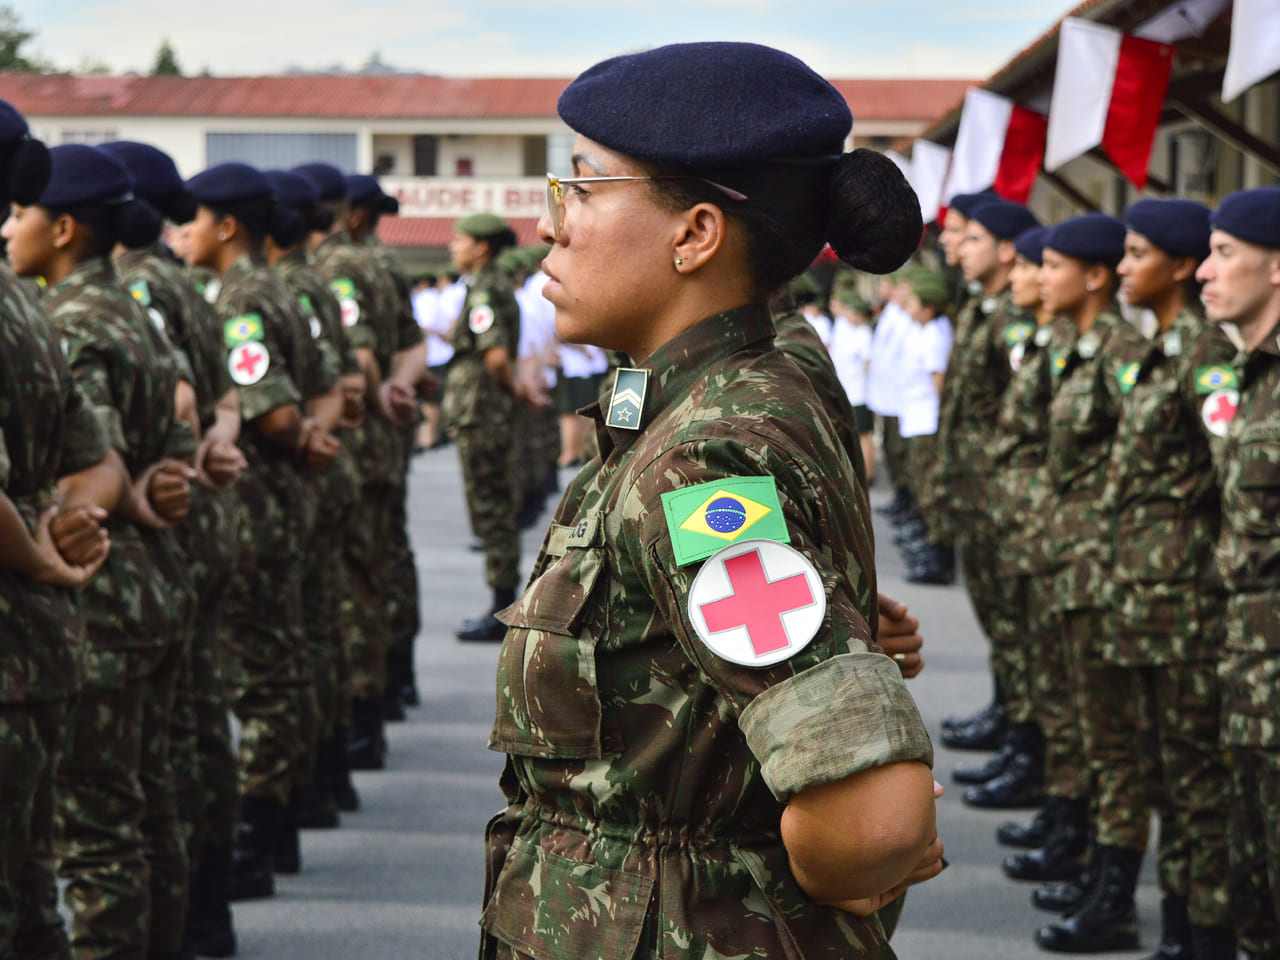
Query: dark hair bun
[
  {"left": 8, "top": 138, "right": 50, "bottom": 206},
  {"left": 115, "top": 197, "right": 165, "bottom": 249},
  {"left": 826, "top": 148, "right": 923, "bottom": 275},
  {"left": 268, "top": 202, "right": 308, "bottom": 249},
  {"left": 308, "top": 205, "right": 334, "bottom": 233},
  {"left": 158, "top": 188, "right": 198, "bottom": 226}
]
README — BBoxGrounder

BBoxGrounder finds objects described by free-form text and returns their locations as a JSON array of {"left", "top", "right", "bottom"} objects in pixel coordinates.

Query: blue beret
[
  {"left": 1124, "top": 198, "right": 1210, "bottom": 260},
  {"left": 1211, "top": 187, "right": 1280, "bottom": 250},
  {"left": 265, "top": 170, "right": 319, "bottom": 211},
  {"left": 949, "top": 192, "right": 995, "bottom": 218},
  {"left": 1043, "top": 213, "right": 1127, "bottom": 267},
  {"left": 0, "top": 99, "right": 28, "bottom": 143},
  {"left": 186, "top": 162, "right": 273, "bottom": 206},
  {"left": 345, "top": 174, "right": 398, "bottom": 214},
  {"left": 558, "top": 42, "right": 850, "bottom": 169},
  {"left": 971, "top": 200, "right": 1040, "bottom": 241},
  {"left": 40, "top": 144, "right": 133, "bottom": 208},
  {"left": 1014, "top": 226, "right": 1050, "bottom": 266},
  {"left": 292, "top": 162, "right": 347, "bottom": 202}
]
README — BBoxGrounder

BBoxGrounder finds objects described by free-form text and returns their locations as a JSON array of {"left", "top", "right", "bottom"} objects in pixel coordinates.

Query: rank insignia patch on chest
[
  {"left": 1117, "top": 361, "right": 1141, "bottom": 395},
  {"left": 224, "top": 313, "right": 264, "bottom": 346},
  {"left": 1201, "top": 389, "right": 1239, "bottom": 437},
  {"left": 605, "top": 367, "right": 649, "bottom": 430},
  {"left": 1194, "top": 365, "right": 1238, "bottom": 395},
  {"left": 662, "top": 476, "right": 789, "bottom": 567},
  {"left": 687, "top": 539, "right": 825, "bottom": 668}
]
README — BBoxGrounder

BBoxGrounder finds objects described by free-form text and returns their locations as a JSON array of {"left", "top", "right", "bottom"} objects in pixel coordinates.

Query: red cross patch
[
  {"left": 228, "top": 341, "right": 270, "bottom": 386},
  {"left": 686, "top": 539, "right": 825, "bottom": 667},
  {"left": 1201, "top": 388, "right": 1238, "bottom": 438}
]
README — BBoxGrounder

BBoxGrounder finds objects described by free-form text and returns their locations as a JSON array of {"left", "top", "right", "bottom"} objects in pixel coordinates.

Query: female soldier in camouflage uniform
[{"left": 479, "top": 42, "right": 941, "bottom": 960}]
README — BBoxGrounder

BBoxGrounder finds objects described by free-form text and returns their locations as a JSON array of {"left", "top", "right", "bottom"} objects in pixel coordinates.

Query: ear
[
  {"left": 996, "top": 238, "right": 1017, "bottom": 267},
  {"left": 1170, "top": 255, "right": 1198, "bottom": 284},
  {"left": 1084, "top": 262, "right": 1111, "bottom": 292},
  {"left": 1268, "top": 250, "right": 1280, "bottom": 288},
  {"left": 50, "top": 212, "right": 77, "bottom": 250},
  {"left": 672, "top": 202, "right": 727, "bottom": 273},
  {"left": 216, "top": 213, "right": 238, "bottom": 243}
]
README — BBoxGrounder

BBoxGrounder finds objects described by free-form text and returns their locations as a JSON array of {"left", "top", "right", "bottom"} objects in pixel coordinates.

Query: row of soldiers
[
  {"left": 0, "top": 93, "right": 430, "bottom": 960},
  {"left": 867, "top": 186, "right": 1280, "bottom": 959}
]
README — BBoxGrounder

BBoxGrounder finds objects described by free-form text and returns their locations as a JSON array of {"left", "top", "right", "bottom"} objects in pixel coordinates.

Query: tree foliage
[
  {"left": 0, "top": 5, "right": 44, "bottom": 72},
  {"left": 152, "top": 38, "right": 182, "bottom": 76}
]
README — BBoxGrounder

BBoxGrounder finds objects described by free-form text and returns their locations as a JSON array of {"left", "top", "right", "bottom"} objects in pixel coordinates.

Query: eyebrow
[{"left": 570, "top": 152, "right": 608, "bottom": 176}]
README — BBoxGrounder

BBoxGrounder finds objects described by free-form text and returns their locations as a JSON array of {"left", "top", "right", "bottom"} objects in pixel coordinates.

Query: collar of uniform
[
  {"left": 587, "top": 302, "right": 774, "bottom": 458},
  {"left": 1255, "top": 317, "right": 1280, "bottom": 358},
  {"left": 278, "top": 246, "right": 309, "bottom": 268},
  {"left": 223, "top": 253, "right": 256, "bottom": 286},
  {"left": 315, "top": 229, "right": 353, "bottom": 254},
  {"left": 51, "top": 255, "right": 114, "bottom": 294}
]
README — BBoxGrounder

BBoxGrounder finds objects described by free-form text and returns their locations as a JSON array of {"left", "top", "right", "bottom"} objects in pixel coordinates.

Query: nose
[
  {"left": 1195, "top": 256, "right": 1213, "bottom": 283},
  {"left": 536, "top": 210, "right": 556, "bottom": 245}
]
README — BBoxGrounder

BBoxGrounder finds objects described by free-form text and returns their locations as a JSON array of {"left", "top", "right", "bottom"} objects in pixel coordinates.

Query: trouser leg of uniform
[
  {"left": 456, "top": 426, "right": 521, "bottom": 592},
  {"left": 988, "top": 571, "right": 1031, "bottom": 725},
  {"left": 56, "top": 647, "right": 153, "bottom": 960},
  {"left": 1229, "top": 747, "right": 1280, "bottom": 957},
  {"left": 1135, "top": 663, "right": 1231, "bottom": 929},
  {"left": 169, "top": 633, "right": 199, "bottom": 860},
  {"left": 304, "top": 519, "right": 345, "bottom": 744},
  {"left": 385, "top": 481, "right": 420, "bottom": 671},
  {"left": 12, "top": 700, "right": 70, "bottom": 960},
  {"left": 1033, "top": 584, "right": 1087, "bottom": 801},
  {"left": 340, "top": 484, "right": 391, "bottom": 702},
  {"left": 881, "top": 415, "right": 907, "bottom": 489},
  {"left": 958, "top": 531, "right": 1019, "bottom": 700},
  {"left": 1064, "top": 609, "right": 1150, "bottom": 853}
]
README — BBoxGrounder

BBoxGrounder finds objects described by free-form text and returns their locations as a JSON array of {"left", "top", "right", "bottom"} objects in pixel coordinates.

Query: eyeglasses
[{"left": 545, "top": 172, "right": 748, "bottom": 240}]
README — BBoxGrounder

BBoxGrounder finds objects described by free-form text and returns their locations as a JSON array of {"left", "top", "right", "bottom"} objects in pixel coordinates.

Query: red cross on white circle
[
  {"left": 1202, "top": 388, "right": 1238, "bottom": 438},
  {"left": 228, "top": 341, "right": 269, "bottom": 385}
]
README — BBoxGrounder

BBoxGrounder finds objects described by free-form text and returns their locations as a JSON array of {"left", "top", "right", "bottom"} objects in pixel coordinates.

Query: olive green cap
[
  {"left": 455, "top": 211, "right": 511, "bottom": 239},
  {"left": 908, "top": 270, "right": 950, "bottom": 310},
  {"left": 832, "top": 284, "right": 870, "bottom": 314}
]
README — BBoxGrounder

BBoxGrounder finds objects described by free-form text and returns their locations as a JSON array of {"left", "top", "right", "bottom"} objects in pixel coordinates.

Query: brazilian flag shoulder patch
[
  {"left": 329, "top": 277, "right": 356, "bottom": 300},
  {"left": 1117, "top": 361, "right": 1141, "bottom": 395},
  {"left": 128, "top": 278, "right": 151, "bottom": 307},
  {"left": 298, "top": 293, "right": 313, "bottom": 315},
  {"left": 224, "top": 313, "right": 264, "bottom": 346},
  {"left": 1004, "top": 320, "right": 1034, "bottom": 347},
  {"left": 1194, "top": 365, "right": 1238, "bottom": 395},
  {"left": 661, "top": 476, "right": 789, "bottom": 567}
]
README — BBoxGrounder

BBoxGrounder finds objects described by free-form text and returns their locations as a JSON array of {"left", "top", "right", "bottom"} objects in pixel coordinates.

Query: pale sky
[{"left": 22, "top": 0, "right": 1073, "bottom": 78}]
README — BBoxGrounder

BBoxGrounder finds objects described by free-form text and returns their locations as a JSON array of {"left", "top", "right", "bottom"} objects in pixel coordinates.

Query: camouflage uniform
[
  {"left": 481, "top": 305, "right": 932, "bottom": 959},
  {"left": 116, "top": 245, "right": 242, "bottom": 867},
  {"left": 935, "top": 288, "right": 1032, "bottom": 724},
  {"left": 992, "top": 317, "right": 1084, "bottom": 801},
  {"left": 444, "top": 263, "right": 522, "bottom": 593},
  {"left": 49, "top": 256, "right": 196, "bottom": 958},
  {"left": 1045, "top": 307, "right": 1149, "bottom": 854},
  {"left": 0, "top": 261, "right": 109, "bottom": 960},
  {"left": 1214, "top": 316, "right": 1280, "bottom": 957}
]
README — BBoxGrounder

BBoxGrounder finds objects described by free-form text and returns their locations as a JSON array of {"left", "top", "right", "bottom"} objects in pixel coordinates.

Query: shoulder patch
[
  {"left": 1051, "top": 350, "right": 1068, "bottom": 376},
  {"left": 1194, "top": 365, "right": 1238, "bottom": 395},
  {"left": 1004, "top": 320, "right": 1034, "bottom": 347},
  {"left": 330, "top": 277, "right": 356, "bottom": 301},
  {"left": 1117, "top": 361, "right": 1141, "bottom": 395},
  {"left": 228, "top": 340, "right": 270, "bottom": 386},
  {"left": 1202, "top": 389, "right": 1239, "bottom": 437},
  {"left": 298, "top": 293, "right": 313, "bottom": 315},
  {"left": 1034, "top": 326, "right": 1053, "bottom": 347},
  {"left": 661, "top": 476, "right": 790, "bottom": 568},
  {"left": 687, "top": 539, "right": 825, "bottom": 668},
  {"left": 468, "top": 304, "right": 495, "bottom": 335},
  {"left": 128, "top": 278, "right": 151, "bottom": 307},
  {"left": 224, "top": 313, "right": 264, "bottom": 346}
]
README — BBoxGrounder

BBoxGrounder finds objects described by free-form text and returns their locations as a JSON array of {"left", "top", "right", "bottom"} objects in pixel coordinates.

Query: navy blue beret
[
  {"left": 1124, "top": 198, "right": 1210, "bottom": 260},
  {"left": 345, "top": 174, "right": 398, "bottom": 214},
  {"left": 558, "top": 42, "right": 850, "bottom": 169},
  {"left": 0, "top": 99, "right": 28, "bottom": 143},
  {"left": 1044, "top": 213, "right": 1127, "bottom": 267},
  {"left": 186, "top": 162, "right": 273, "bottom": 206},
  {"left": 948, "top": 192, "right": 995, "bottom": 218},
  {"left": 1211, "top": 187, "right": 1280, "bottom": 250},
  {"left": 265, "top": 170, "right": 319, "bottom": 211},
  {"left": 1014, "top": 226, "right": 1050, "bottom": 266},
  {"left": 98, "top": 141, "right": 181, "bottom": 199},
  {"left": 40, "top": 144, "right": 133, "bottom": 208},
  {"left": 971, "top": 200, "right": 1040, "bottom": 241},
  {"left": 293, "top": 162, "right": 347, "bottom": 202}
]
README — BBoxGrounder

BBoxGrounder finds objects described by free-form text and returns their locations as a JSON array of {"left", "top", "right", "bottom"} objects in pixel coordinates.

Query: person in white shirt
[
  {"left": 413, "top": 271, "right": 464, "bottom": 449},
  {"left": 792, "top": 272, "right": 834, "bottom": 347},
  {"left": 867, "top": 273, "right": 916, "bottom": 508},
  {"left": 828, "top": 281, "right": 876, "bottom": 482},
  {"left": 556, "top": 339, "right": 609, "bottom": 467}
]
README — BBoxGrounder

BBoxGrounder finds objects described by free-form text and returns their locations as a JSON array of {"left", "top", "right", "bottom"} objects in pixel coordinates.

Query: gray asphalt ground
[{"left": 229, "top": 444, "right": 1167, "bottom": 959}]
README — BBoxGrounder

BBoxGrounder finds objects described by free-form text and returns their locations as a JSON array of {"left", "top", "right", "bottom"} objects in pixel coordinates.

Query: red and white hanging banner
[
  {"left": 1223, "top": 0, "right": 1280, "bottom": 103},
  {"left": 944, "top": 88, "right": 1047, "bottom": 206},
  {"left": 910, "top": 140, "right": 952, "bottom": 225}
]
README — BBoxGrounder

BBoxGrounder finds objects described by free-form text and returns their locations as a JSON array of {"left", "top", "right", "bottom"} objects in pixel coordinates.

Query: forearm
[
  {"left": 781, "top": 760, "right": 936, "bottom": 903},
  {"left": 206, "top": 391, "right": 242, "bottom": 447},
  {"left": 307, "top": 384, "right": 346, "bottom": 433},
  {"left": 484, "top": 346, "right": 516, "bottom": 394},
  {"left": 58, "top": 451, "right": 129, "bottom": 516},
  {"left": 255, "top": 404, "right": 305, "bottom": 452},
  {"left": 389, "top": 342, "right": 427, "bottom": 388},
  {"left": 175, "top": 381, "right": 200, "bottom": 455},
  {"left": 357, "top": 348, "right": 383, "bottom": 401},
  {"left": 0, "top": 492, "right": 47, "bottom": 577}
]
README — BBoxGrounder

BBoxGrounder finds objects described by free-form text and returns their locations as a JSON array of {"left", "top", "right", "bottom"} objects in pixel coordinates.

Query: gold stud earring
[{"left": 675, "top": 257, "right": 685, "bottom": 267}]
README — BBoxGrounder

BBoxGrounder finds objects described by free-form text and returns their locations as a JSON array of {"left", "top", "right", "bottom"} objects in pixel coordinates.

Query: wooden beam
[
  {"left": 1084, "top": 148, "right": 1173, "bottom": 195},
  {"left": 1168, "top": 97, "right": 1280, "bottom": 176},
  {"left": 1041, "top": 170, "right": 1099, "bottom": 213}
]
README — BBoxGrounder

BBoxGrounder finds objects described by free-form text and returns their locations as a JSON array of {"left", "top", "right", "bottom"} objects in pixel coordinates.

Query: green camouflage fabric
[
  {"left": 1046, "top": 307, "right": 1148, "bottom": 616},
  {"left": 482, "top": 304, "right": 931, "bottom": 960},
  {"left": 46, "top": 255, "right": 195, "bottom": 957},
  {"left": 1100, "top": 309, "right": 1235, "bottom": 664},
  {"left": 211, "top": 254, "right": 310, "bottom": 805},
  {"left": 0, "top": 261, "right": 109, "bottom": 959},
  {"left": 446, "top": 264, "right": 522, "bottom": 591},
  {"left": 1214, "top": 318, "right": 1280, "bottom": 750},
  {"left": 1026, "top": 575, "right": 1085, "bottom": 801},
  {"left": 363, "top": 233, "right": 425, "bottom": 357},
  {"left": 1227, "top": 747, "right": 1280, "bottom": 957}
]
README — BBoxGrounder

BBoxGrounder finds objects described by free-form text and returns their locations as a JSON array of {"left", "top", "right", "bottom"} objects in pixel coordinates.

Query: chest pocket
[
  {"left": 491, "top": 518, "right": 618, "bottom": 759},
  {"left": 1229, "top": 431, "right": 1280, "bottom": 537}
]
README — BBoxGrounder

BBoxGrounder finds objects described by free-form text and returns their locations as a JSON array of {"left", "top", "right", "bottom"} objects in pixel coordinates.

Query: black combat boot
[
  {"left": 875, "top": 487, "right": 912, "bottom": 518},
  {"left": 1003, "top": 798, "right": 1088, "bottom": 881},
  {"left": 941, "top": 701, "right": 1008, "bottom": 751},
  {"left": 297, "top": 735, "right": 340, "bottom": 829},
  {"left": 1035, "top": 845, "right": 1142, "bottom": 952},
  {"left": 943, "top": 679, "right": 1004, "bottom": 733},
  {"left": 1144, "top": 896, "right": 1192, "bottom": 959},
  {"left": 331, "top": 727, "right": 359, "bottom": 812},
  {"left": 347, "top": 698, "right": 386, "bottom": 771},
  {"left": 964, "top": 723, "right": 1044, "bottom": 808},
  {"left": 955, "top": 730, "right": 1018, "bottom": 785},
  {"left": 184, "top": 842, "right": 237, "bottom": 958},
  {"left": 1032, "top": 841, "right": 1103, "bottom": 913},
  {"left": 907, "top": 542, "right": 956, "bottom": 585},
  {"left": 271, "top": 790, "right": 301, "bottom": 875},
  {"left": 1188, "top": 925, "right": 1236, "bottom": 960},
  {"left": 228, "top": 797, "right": 278, "bottom": 902},
  {"left": 998, "top": 796, "right": 1064, "bottom": 848},
  {"left": 457, "top": 586, "right": 515, "bottom": 642}
]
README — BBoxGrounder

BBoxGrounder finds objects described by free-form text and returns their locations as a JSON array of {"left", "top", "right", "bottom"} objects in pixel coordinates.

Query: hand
[
  {"left": 31, "top": 506, "right": 109, "bottom": 587},
  {"left": 340, "top": 383, "right": 366, "bottom": 428},
  {"left": 378, "top": 380, "right": 418, "bottom": 426},
  {"left": 876, "top": 592, "right": 924, "bottom": 679},
  {"left": 197, "top": 437, "right": 246, "bottom": 490},
  {"left": 302, "top": 426, "right": 341, "bottom": 471},
  {"left": 416, "top": 369, "right": 441, "bottom": 398},
  {"left": 120, "top": 460, "right": 185, "bottom": 529},
  {"left": 49, "top": 503, "right": 109, "bottom": 567},
  {"left": 147, "top": 459, "right": 196, "bottom": 524}
]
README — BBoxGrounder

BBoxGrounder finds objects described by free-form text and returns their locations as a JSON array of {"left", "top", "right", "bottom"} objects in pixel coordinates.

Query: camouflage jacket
[
  {"left": 444, "top": 263, "right": 520, "bottom": 431},
  {"left": 0, "top": 262, "right": 109, "bottom": 701},
  {"left": 117, "top": 243, "right": 231, "bottom": 431},
  {"left": 1099, "top": 309, "right": 1235, "bottom": 664},
  {"left": 482, "top": 304, "right": 931, "bottom": 960},
  {"left": 935, "top": 286, "right": 1024, "bottom": 529},
  {"left": 1215, "top": 317, "right": 1280, "bottom": 748},
  {"left": 363, "top": 234, "right": 425, "bottom": 354},
  {"left": 991, "top": 316, "right": 1075, "bottom": 577},
  {"left": 1045, "top": 306, "right": 1148, "bottom": 614},
  {"left": 46, "top": 256, "right": 191, "bottom": 648}
]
